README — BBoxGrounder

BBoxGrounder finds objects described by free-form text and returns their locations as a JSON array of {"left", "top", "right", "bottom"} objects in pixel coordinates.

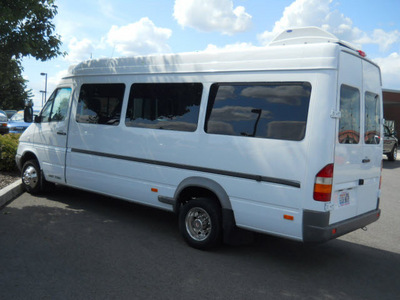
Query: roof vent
[{"left": 269, "top": 27, "right": 339, "bottom": 46}]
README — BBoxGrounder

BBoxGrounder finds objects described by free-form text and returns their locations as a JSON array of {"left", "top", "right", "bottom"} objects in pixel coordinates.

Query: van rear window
[
  {"left": 205, "top": 82, "right": 311, "bottom": 141},
  {"left": 76, "top": 84, "right": 125, "bottom": 125},
  {"left": 364, "top": 92, "right": 381, "bottom": 144},
  {"left": 125, "top": 83, "right": 202, "bottom": 132},
  {"left": 338, "top": 85, "right": 360, "bottom": 144}
]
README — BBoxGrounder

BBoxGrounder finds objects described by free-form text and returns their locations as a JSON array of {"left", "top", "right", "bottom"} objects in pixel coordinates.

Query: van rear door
[
  {"left": 357, "top": 60, "right": 382, "bottom": 215},
  {"left": 331, "top": 52, "right": 382, "bottom": 224}
]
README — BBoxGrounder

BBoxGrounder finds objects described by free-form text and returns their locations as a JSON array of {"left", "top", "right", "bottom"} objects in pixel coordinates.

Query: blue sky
[{"left": 22, "top": 0, "right": 400, "bottom": 108}]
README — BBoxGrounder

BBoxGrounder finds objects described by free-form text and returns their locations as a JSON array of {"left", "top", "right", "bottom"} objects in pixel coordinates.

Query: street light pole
[
  {"left": 40, "top": 72, "right": 47, "bottom": 106},
  {"left": 40, "top": 90, "right": 45, "bottom": 107}
]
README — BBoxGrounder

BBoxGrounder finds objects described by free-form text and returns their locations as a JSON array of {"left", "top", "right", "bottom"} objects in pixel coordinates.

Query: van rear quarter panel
[{"left": 65, "top": 69, "right": 338, "bottom": 240}]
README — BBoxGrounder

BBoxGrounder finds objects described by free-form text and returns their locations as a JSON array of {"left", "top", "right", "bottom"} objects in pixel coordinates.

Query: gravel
[{"left": 0, "top": 171, "right": 20, "bottom": 190}]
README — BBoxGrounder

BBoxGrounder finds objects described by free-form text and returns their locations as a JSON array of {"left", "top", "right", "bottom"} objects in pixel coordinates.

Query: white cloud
[
  {"left": 258, "top": 0, "right": 360, "bottom": 45},
  {"left": 173, "top": 0, "right": 252, "bottom": 35},
  {"left": 373, "top": 52, "right": 400, "bottom": 89},
  {"left": 66, "top": 38, "right": 95, "bottom": 63},
  {"left": 255, "top": 0, "right": 400, "bottom": 90},
  {"left": 257, "top": 0, "right": 399, "bottom": 52},
  {"left": 355, "top": 29, "right": 400, "bottom": 52},
  {"left": 105, "top": 17, "right": 172, "bottom": 56}
]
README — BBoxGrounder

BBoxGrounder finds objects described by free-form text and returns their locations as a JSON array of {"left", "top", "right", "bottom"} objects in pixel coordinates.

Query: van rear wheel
[{"left": 179, "top": 198, "right": 222, "bottom": 250}]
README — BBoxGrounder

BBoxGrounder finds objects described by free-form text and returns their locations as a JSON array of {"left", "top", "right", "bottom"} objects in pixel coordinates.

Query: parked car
[
  {"left": 7, "top": 110, "right": 40, "bottom": 134},
  {"left": 383, "top": 125, "right": 398, "bottom": 161},
  {"left": 0, "top": 110, "right": 10, "bottom": 135},
  {"left": 4, "top": 110, "right": 17, "bottom": 119}
]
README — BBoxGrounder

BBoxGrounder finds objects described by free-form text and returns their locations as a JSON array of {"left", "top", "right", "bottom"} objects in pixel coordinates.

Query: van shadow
[
  {"left": 382, "top": 157, "right": 400, "bottom": 169},
  {"left": 2, "top": 186, "right": 399, "bottom": 299}
]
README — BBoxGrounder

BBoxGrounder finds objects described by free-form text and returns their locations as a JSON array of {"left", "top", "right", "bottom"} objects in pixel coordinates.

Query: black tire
[
  {"left": 179, "top": 198, "right": 222, "bottom": 250},
  {"left": 388, "top": 144, "right": 397, "bottom": 161},
  {"left": 21, "top": 159, "right": 42, "bottom": 194}
]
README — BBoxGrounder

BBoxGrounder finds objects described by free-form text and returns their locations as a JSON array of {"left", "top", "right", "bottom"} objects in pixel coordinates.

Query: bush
[{"left": 0, "top": 133, "right": 21, "bottom": 172}]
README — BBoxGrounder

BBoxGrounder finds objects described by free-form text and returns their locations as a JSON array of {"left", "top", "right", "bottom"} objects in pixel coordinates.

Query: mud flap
[{"left": 222, "top": 209, "right": 254, "bottom": 245}]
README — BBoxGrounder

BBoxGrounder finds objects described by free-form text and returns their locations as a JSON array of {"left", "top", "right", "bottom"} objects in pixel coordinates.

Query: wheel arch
[
  {"left": 19, "top": 151, "right": 40, "bottom": 171},
  {"left": 173, "top": 176, "right": 232, "bottom": 214}
]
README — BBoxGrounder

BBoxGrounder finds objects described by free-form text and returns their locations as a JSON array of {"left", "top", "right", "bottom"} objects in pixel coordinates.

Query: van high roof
[{"left": 66, "top": 27, "right": 368, "bottom": 78}]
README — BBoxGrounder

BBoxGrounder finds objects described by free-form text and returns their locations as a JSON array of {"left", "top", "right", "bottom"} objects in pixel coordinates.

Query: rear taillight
[
  {"left": 313, "top": 164, "right": 334, "bottom": 202},
  {"left": 379, "top": 160, "right": 383, "bottom": 189}
]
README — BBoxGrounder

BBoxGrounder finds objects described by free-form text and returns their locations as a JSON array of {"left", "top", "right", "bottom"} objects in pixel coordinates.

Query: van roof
[{"left": 66, "top": 27, "right": 365, "bottom": 78}]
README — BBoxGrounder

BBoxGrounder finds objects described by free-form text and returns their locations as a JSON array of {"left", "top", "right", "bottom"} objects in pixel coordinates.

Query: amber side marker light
[
  {"left": 151, "top": 188, "right": 158, "bottom": 193},
  {"left": 284, "top": 215, "right": 294, "bottom": 221}
]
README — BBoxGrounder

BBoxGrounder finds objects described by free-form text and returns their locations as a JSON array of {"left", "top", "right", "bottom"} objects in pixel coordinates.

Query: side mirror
[
  {"left": 34, "top": 115, "right": 42, "bottom": 123},
  {"left": 24, "top": 107, "right": 33, "bottom": 123}
]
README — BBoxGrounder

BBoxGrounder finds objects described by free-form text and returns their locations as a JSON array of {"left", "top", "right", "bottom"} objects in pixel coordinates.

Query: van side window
[
  {"left": 205, "top": 82, "right": 311, "bottom": 141},
  {"left": 125, "top": 83, "right": 202, "bottom": 132},
  {"left": 338, "top": 85, "right": 360, "bottom": 144},
  {"left": 76, "top": 84, "right": 125, "bottom": 125},
  {"left": 364, "top": 92, "right": 381, "bottom": 144},
  {"left": 40, "top": 87, "right": 72, "bottom": 123}
]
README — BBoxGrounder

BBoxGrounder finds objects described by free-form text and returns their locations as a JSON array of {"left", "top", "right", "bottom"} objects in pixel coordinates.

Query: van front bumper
[{"left": 303, "top": 208, "right": 381, "bottom": 243}]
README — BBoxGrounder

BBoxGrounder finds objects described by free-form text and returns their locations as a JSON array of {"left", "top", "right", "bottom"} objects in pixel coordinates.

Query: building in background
[{"left": 383, "top": 89, "right": 400, "bottom": 135}]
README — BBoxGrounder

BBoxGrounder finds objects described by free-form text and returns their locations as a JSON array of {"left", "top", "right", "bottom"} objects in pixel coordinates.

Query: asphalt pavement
[{"left": 0, "top": 157, "right": 399, "bottom": 300}]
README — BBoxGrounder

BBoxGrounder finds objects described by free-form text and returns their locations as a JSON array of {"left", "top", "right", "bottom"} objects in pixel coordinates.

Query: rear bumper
[{"left": 303, "top": 208, "right": 381, "bottom": 243}]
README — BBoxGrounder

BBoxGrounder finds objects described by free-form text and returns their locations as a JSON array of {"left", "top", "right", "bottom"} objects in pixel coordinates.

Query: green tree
[
  {"left": 0, "top": 0, "right": 64, "bottom": 109},
  {"left": 0, "top": 55, "right": 32, "bottom": 110}
]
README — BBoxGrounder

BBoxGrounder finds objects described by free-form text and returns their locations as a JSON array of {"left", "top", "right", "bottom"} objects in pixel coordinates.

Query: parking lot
[{"left": 0, "top": 158, "right": 399, "bottom": 300}]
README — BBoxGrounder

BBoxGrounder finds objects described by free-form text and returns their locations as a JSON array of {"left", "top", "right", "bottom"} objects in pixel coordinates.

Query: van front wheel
[
  {"left": 22, "top": 159, "right": 42, "bottom": 194},
  {"left": 179, "top": 198, "right": 222, "bottom": 250}
]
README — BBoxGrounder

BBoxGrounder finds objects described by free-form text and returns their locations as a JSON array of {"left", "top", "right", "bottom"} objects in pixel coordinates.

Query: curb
[{"left": 0, "top": 180, "right": 24, "bottom": 208}]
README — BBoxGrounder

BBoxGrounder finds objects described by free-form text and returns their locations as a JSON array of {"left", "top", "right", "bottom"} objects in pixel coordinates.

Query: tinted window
[
  {"left": 364, "top": 92, "right": 381, "bottom": 144},
  {"left": 205, "top": 82, "right": 311, "bottom": 141},
  {"left": 76, "top": 84, "right": 125, "bottom": 125},
  {"left": 338, "top": 85, "right": 360, "bottom": 144},
  {"left": 40, "top": 96, "right": 53, "bottom": 123},
  {"left": 384, "top": 125, "right": 390, "bottom": 137},
  {"left": 125, "top": 83, "right": 202, "bottom": 132},
  {"left": 40, "top": 88, "right": 71, "bottom": 123}
]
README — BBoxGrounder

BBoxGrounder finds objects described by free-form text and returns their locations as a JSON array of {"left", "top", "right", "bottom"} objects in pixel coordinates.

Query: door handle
[
  {"left": 362, "top": 158, "right": 370, "bottom": 163},
  {"left": 57, "top": 131, "right": 67, "bottom": 136}
]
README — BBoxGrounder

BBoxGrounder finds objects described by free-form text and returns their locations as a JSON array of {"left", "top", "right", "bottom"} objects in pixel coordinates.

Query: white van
[{"left": 17, "top": 27, "right": 382, "bottom": 249}]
